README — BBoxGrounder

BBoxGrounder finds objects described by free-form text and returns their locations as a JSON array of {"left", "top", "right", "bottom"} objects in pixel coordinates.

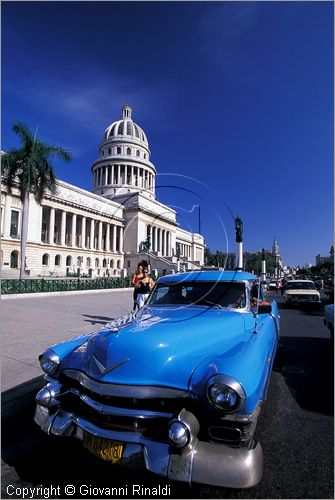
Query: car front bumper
[{"left": 35, "top": 404, "right": 263, "bottom": 489}]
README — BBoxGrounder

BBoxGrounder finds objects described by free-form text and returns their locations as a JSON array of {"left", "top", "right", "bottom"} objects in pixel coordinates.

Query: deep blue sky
[{"left": 2, "top": 1, "right": 334, "bottom": 266}]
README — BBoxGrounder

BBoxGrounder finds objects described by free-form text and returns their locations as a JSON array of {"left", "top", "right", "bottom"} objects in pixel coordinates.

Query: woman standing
[
  {"left": 131, "top": 263, "right": 143, "bottom": 312},
  {"left": 135, "top": 267, "right": 155, "bottom": 309}
]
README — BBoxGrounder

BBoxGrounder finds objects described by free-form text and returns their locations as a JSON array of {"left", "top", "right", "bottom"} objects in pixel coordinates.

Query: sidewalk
[{"left": 1, "top": 289, "right": 133, "bottom": 392}]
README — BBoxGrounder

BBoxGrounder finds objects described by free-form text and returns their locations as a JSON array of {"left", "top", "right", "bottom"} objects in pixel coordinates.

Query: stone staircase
[{"left": 139, "top": 251, "right": 202, "bottom": 275}]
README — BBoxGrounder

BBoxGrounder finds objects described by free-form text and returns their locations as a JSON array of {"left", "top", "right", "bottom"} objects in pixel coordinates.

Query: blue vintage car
[{"left": 34, "top": 270, "right": 279, "bottom": 488}]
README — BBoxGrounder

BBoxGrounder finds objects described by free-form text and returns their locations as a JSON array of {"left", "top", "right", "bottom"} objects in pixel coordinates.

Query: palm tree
[{"left": 2, "top": 122, "right": 71, "bottom": 279}]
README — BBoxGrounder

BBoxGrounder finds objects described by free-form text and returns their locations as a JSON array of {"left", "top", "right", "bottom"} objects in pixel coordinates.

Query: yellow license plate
[{"left": 83, "top": 431, "right": 124, "bottom": 463}]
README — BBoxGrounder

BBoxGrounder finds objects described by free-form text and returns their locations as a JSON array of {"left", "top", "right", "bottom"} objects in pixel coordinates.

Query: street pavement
[{"left": 1, "top": 289, "right": 134, "bottom": 391}]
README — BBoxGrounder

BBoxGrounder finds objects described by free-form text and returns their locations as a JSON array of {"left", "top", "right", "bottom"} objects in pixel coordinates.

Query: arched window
[
  {"left": 110, "top": 259, "right": 114, "bottom": 268},
  {"left": 42, "top": 253, "right": 49, "bottom": 266},
  {"left": 117, "top": 146, "right": 121, "bottom": 154},
  {"left": 55, "top": 255, "right": 61, "bottom": 266},
  {"left": 95, "top": 258, "right": 99, "bottom": 268},
  {"left": 108, "top": 148, "right": 111, "bottom": 155},
  {"left": 86, "top": 257, "right": 91, "bottom": 268},
  {"left": 127, "top": 122, "right": 132, "bottom": 135},
  {"left": 117, "top": 259, "right": 121, "bottom": 269},
  {"left": 77, "top": 257, "right": 82, "bottom": 267},
  {"left": 102, "top": 258, "right": 107, "bottom": 268},
  {"left": 66, "top": 256, "right": 72, "bottom": 266},
  {"left": 126, "top": 147, "right": 131, "bottom": 155},
  {"left": 136, "top": 150, "right": 140, "bottom": 157},
  {"left": 10, "top": 251, "right": 19, "bottom": 269}
]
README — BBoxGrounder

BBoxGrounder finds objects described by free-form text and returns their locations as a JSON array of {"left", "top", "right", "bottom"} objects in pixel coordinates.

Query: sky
[{"left": 2, "top": 1, "right": 334, "bottom": 267}]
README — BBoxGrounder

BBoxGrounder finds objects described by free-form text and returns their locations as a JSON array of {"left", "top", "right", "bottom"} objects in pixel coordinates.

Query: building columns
[
  {"left": 71, "top": 214, "right": 77, "bottom": 247},
  {"left": 60, "top": 211, "right": 66, "bottom": 246},
  {"left": 106, "top": 224, "right": 110, "bottom": 252},
  {"left": 119, "top": 226, "right": 123, "bottom": 253},
  {"left": 162, "top": 230, "right": 165, "bottom": 256},
  {"left": 113, "top": 224, "right": 117, "bottom": 252},
  {"left": 49, "top": 208, "right": 55, "bottom": 245},
  {"left": 98, "top": 221, "right": 103, "bottom": 251},
  {"left": 81, "top": 217, "right": 86, "bottom": 249},
  {"left": 90, "top": 219, "right": 95, "bottom": 250}
]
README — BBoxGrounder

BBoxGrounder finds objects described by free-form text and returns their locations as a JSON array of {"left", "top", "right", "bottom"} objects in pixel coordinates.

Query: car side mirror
[{"left": 258, "top": 302, "right": 272, "bottom": 314}]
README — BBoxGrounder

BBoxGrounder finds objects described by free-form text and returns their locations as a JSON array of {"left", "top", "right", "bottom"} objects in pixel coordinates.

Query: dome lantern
[{"left": 122, "top": 104, "right": 132, "bottom": 119}]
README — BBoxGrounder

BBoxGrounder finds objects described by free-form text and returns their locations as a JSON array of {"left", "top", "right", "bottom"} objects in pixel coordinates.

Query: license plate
[{"left": 83, "top": 431, "right": 124, "bottom": 463}]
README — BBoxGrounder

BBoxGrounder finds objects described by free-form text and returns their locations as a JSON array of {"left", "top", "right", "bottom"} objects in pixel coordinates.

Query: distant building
[
  {"left": 1, "top": 105, "right": 205, "bottom": 278},
  {"left": 316, "top": 246, "right": 334, "bottom": 267}
]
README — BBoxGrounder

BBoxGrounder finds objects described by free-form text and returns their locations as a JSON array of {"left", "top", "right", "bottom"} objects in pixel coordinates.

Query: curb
[{"left": 0, "top": 287, "right": 133, "bottom": 300}]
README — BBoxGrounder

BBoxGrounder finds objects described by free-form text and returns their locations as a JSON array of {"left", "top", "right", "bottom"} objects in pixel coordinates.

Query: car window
[
  {"left": 285, "top": 282, "right": 316, "bottom": 290},
  {"left": 147, "top": 281, "right": 246, "bottom": 309}
]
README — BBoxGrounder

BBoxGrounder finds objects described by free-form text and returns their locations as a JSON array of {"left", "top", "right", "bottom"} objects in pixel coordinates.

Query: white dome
[{"left": 104, "top": 105, "right": 148, "bottom": 147}]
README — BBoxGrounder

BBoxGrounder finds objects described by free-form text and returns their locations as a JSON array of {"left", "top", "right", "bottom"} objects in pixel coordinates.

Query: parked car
[
  {"left": 34, "top": 271, "right": 279, "bottom": 489},
  {"left": 283, "top": 279, "right": 321, "bottom": 307},
  {"left": 267, "top": 279, "right": 280, "bottom": 291},
  {"left": 324, "top": 304, "right": 334, "bottom": 340}
]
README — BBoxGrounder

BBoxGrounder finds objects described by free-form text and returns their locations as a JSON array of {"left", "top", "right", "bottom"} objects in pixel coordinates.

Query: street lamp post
[
  {"left": 176, "top": 242, "right": 181, "bottom": 273},
  {"left": 235, "top": 216, "right": 243, "bottom": 271}
]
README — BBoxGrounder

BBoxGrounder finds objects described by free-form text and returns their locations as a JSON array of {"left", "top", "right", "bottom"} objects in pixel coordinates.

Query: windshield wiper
[{"left": 196, "top": 300, "right": 223, "bottom": 308}]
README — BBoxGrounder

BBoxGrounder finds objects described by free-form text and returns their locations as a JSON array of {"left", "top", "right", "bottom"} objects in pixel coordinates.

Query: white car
[{"left": 283, "top": 280, "right": 321, "bottom": 306}]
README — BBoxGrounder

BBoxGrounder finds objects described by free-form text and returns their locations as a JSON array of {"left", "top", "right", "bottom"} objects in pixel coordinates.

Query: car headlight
[
  {"left": 207, "top": 374, "right": 245, "bottom": 412},
  {"left": 39, "top": 349, "right": 60, "bottom": 375}
]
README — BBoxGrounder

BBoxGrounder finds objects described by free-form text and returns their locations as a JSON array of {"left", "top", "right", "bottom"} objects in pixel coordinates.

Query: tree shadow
[
  {"left": 81, "top": 314, "right": 115, "bottom": 325},
  {"left": 274, "top": 336, "right": 334, "bottom": 415}
]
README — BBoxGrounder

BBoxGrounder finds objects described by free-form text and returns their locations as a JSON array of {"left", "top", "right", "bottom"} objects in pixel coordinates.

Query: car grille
[
  {"left": 58, "top": 372, "right": 200, "bottom": 442},
  {"left": 288, "top": 294, "right": 319, "bottom": 302},
  {"left": 57, "top": 371, "right": 251, "bottom": 446}
]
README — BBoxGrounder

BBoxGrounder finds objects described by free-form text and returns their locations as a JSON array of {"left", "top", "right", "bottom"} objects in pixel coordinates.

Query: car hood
[{"left": 66, "top": 306, "right": 247, "bottom": 390}]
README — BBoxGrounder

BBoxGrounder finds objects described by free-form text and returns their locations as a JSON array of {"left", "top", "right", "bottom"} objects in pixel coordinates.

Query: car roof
[{"left": 157, "top": 270, "right": 257, "bottom": 283}]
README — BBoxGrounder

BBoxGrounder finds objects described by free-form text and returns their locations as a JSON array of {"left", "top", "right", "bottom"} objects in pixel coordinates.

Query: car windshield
[
  {"left": 285, "top": 282, "right": 316, "bottom": 290},
  {"left": 147, "top": 281, "right": 246, "bottom": 309}
]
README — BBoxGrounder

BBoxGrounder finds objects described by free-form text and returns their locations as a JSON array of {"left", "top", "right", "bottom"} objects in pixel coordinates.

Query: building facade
[{"left": 1, "top": 105, "right": 205, "bottom": 278}]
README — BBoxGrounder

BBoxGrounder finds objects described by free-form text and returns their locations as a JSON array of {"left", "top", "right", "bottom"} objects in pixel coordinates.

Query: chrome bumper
[{"left": 34, "top": 404, "right": 263, "bottom": 488}]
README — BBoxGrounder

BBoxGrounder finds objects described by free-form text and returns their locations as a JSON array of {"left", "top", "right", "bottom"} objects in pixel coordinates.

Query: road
[
  {"left": 1, "top": 289, "right": 134, "bottom": 391},
  {"left": 1, "top": 291, "right": 333, "bottom": 499}
]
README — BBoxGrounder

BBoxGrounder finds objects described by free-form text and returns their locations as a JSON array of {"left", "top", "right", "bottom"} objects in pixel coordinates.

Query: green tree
[
  {"left": 2, "top": 122, "right": 71, "bottom": 278},
  {"left": 244, "top": 252, "right": 276, "bottom": 276}
]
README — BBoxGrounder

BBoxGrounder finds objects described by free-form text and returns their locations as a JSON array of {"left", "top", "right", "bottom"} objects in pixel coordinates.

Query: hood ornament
[{"left": 92, "top": 354, "right": 129, "bottom": 375}]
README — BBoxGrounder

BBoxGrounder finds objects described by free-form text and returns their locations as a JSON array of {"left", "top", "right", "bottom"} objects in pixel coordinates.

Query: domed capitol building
[{"left": 1, "top": 105, "right": 205, "bottom": 278}]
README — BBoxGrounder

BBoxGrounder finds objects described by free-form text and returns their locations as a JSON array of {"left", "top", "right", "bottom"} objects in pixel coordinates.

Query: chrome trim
[
  {"left": 62, "top": 369, "right": 189, "bottom": 399},
  {"left": 191, "top": 440, "right": 263, "bottom": 488},
  {"left": 92, "top": 354, "right": 130, "bottom": 375},
  {"left": 35, "top": 406, "right": 263, "bottom": 488},
  {"left": 221, "top": 404, "right": 261, "bottom": 423},
  {"left": 68, "top": 389, "right": 173, "bottom": 419}
]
